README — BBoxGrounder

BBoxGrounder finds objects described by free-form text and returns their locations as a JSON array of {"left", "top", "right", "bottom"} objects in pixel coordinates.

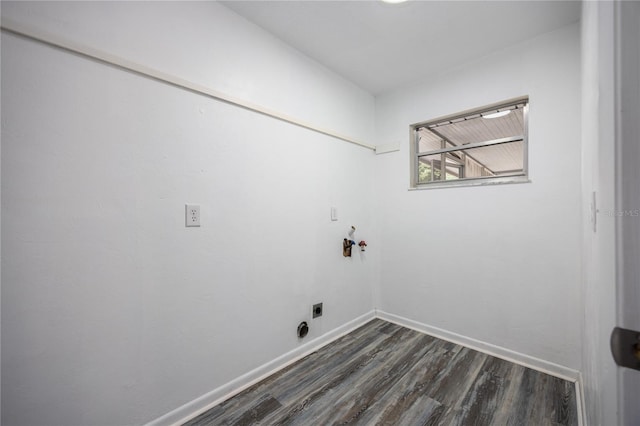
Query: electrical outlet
[
  {"left": 185, "top": 204, "right": 200, "bottom": 227},
  {"left": 312, "top": 303, "right": 323, "bottom": 318}
]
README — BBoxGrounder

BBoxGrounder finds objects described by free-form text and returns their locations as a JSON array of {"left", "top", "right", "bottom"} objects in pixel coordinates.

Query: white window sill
[{"left": 409, "top": 175, "right": 531, "bottom": 191}]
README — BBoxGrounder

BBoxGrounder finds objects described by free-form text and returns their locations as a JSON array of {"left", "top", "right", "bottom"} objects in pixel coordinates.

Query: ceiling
[{"left": 221, "top": 0, "right": 581, "bottom": 95}]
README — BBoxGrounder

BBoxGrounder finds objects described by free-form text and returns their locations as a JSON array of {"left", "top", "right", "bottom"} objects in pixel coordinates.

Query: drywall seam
[
  {"left": 0, "top": 17, "right": 376, "bottom": 152},
  {"left": 376, "top": 310, "right": 581, "bottom": 382},
  {"left": 146, "top": 310, "right": 376, "bottom": 426}
]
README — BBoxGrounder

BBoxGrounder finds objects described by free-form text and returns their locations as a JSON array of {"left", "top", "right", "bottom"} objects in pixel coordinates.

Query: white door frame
[
  {"left": 614, "top": 1, "right": 640, "bottom": 424},
  {"left": 581, "top": 1, "right": 619, "bottom": 424}
]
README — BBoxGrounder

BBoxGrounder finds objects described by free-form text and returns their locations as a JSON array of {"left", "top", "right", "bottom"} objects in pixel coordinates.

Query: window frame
[{"left": 410, "top": 97, "right": 530, "bottom": 189}]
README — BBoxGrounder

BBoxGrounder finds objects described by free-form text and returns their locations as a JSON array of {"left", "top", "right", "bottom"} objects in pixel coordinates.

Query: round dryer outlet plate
[{"left": 297, "top": 321, "right": 309, "bottom": 338}]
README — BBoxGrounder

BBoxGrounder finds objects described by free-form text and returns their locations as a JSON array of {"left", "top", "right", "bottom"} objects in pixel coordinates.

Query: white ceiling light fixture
[
  {"left": 381, "top": 0, "right": 409, "bottom": 4},
  {"left": 482, "top": 110, "right": 511, "bottom": 119}
]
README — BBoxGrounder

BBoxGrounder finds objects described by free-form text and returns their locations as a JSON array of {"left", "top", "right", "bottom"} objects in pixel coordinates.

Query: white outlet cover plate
[{"left": 186, "top": 204, "right": 200, "bottom": 227}]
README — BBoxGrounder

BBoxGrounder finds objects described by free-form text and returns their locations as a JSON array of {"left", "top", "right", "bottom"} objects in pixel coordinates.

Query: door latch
[{"left": 611, "top": 327, "right": 640, "bottom": 371}]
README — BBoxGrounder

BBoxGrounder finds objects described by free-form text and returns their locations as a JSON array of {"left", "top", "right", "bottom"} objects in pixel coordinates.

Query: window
[{"left": 411, "top": 97, "right": 529, "bottom": 188}]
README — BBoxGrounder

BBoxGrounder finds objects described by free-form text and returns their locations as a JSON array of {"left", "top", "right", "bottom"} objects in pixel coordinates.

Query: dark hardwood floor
[{"left": 183, "top": 319, "right": 578, "bottom": 426}]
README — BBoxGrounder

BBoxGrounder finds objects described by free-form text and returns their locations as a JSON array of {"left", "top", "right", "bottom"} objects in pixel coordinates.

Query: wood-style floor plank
[{"left": 183, "top": 319, "right": 578, "bottom": 426}]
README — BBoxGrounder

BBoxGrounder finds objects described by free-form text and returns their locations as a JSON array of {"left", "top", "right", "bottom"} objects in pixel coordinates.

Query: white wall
[
  {"left": 1, "top": 1, "right": 374, "bottom": 143},
  {"left": 1, "top": 2, "right": 376, "bottom": 425},
  {"left": 1, "top": 2, "right": 595, "bottom": 425},
  {"left": 374, "top": 24, "right": 583, "bottom": 370}
]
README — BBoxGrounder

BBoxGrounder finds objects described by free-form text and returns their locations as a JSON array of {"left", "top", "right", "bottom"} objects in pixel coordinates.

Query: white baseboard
[
  {"left": 375, "top": 310, "right": 586, "bottom": 425},
  {"left": 146, "top": 310, "right": 376, "bottom": 426},
  {"left": 375, "top": 310, "right": 581, "bottom": 383},
  {"left": 148, "top": 309, "right": 585, "bottom": 426}
]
